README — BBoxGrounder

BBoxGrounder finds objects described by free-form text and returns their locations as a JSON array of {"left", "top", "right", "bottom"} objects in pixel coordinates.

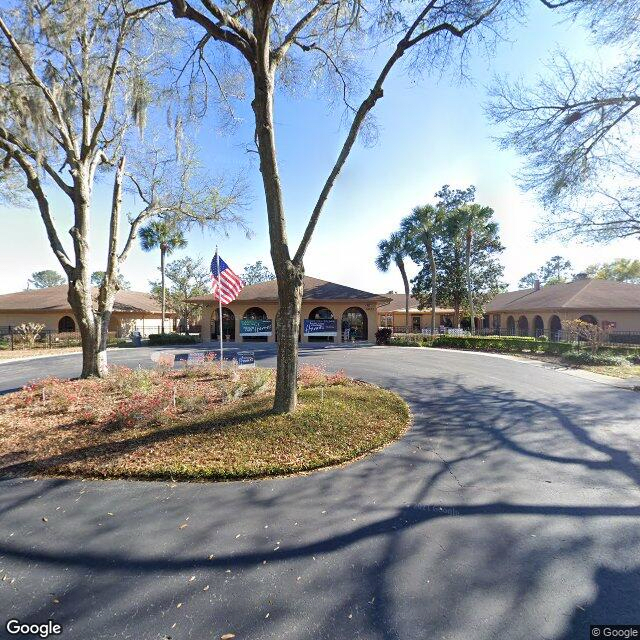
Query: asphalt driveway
[{"left": 0, "top": 344, "right": 639, "bottom": 639}]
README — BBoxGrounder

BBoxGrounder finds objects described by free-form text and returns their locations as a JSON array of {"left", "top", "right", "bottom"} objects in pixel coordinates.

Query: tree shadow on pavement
[{"left": 1, "top": 371, "right": 640, "bottom": 639}]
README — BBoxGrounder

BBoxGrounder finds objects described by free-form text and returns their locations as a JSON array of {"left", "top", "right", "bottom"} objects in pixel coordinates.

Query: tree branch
[
  {"left": 0, "top": 14, "right": 77, "bottom": 157},
  {"left": 0, "top": 138, "right": 73, "bottom": 273},
  {"left": 271, "top": 0, "right": 335, "bottom": 68},
  {"left": 99, "top": 156, "right": 126, "bottom": 313},
  {"left": 201, "top": 0, "right": 256, "bottom": 48},
  {"left": 294, "top": 1, "right": 501, "bottom": 263},
  {"left": 170, "top": 0, "right": 256, "bottom": 64},
  {"left": 0, "top": 126, "right": 74, "bottom": 198}
]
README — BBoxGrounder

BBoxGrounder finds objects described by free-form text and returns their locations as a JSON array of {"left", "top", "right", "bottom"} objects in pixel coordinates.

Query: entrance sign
[
  {"left": 237, "top": 351, "right": 255, "bottom": 368},
  {"left": 303, "top": 319, "right": 337, "bottom": 336},
  {"left": 240, "top": 319, "right": 272, "bottom": 336}
]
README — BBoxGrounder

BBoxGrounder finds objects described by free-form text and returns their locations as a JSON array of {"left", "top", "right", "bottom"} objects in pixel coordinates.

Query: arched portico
[
  {"left": 517, "top": 315, "right": 529, "bottom": 337},
  {"left": 307, "top": 306, "right": 335, "bottom": 342},
  {"left": 211, "top": 307, "right": 235, "bottom": 341},
  {"left": 579, "top": 314, "right": 598, "bottom": 325},
  {"left": 549, "top": 315, "right": 562, "bottom": 340},
  {"left": 242, "top": 307, "right": 268, "bottom": 342},
  {"left": 342, "top": 307, "right": 368, "bottom": 341},
  {"left": 533, "top": 315, "right": 544, "bottom": 338},
  {"left": 58, "top": 315, "right": 75, "bottom": 333},
  {"left": 506, "top": 315, "right": 515, "bottom": 335}
]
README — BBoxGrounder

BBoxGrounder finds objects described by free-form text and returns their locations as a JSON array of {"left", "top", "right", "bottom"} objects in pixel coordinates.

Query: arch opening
[
  {"left": 342, "top": 307, "right": 368, "bottom": 341},
  {"left": 242, "top": 307, "right": 269, "bottom": 342},
  {"left": 211, "top": 308, "right": 235, "bottom": 341},
  {"left": 58, "top": 316, "right": 76, "bottom": 333},
  {"left": 517, "top": 315, "right": 529, "bottom": 337},
  {"left": 533, "top": 315, "right": 544, "bottom": 338},
  {"left": 549, "top": 315, "right": 562, "bottom": 340},
  {"left": 308, "top": 306, "right": 335, "bottom": 342}
]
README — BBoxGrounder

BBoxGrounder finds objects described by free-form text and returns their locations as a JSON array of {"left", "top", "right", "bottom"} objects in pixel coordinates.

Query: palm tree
[
  {"left": 139, "top": 220, "right": 187, "bottom": 333},
  {"left": 401, "top": 205, "right": 445, "bottom": 335},
  {"left": 376, "top": 231, "right": 411, "bottom": 335},
  {"left": 458, "top": 204, "right": 499, "bottom": 334}
]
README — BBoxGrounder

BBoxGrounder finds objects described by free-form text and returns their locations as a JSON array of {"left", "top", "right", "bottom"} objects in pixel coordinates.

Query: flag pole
[{"left": 216, "top": 247, "right": 223, "bottom": 368}]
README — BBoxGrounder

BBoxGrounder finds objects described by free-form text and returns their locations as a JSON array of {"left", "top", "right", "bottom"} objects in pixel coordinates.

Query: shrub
[
  {"left": 14, "top": 322, "right": 45, "bottom": 349},
  {"left": 562, "top": 319, "right": 609, "bottom": 354},
  {"left": 431, "top": 335, "right": 573, "bottom": 355},
  {"left": 375, "top": 328, "right": 392, "bottom": 345},
  {"left": 390, "top": 333, "right": 426, "bottom": 347},
  {"left": 148, "top": 333, "right": 197, "bottom": 345},
  {"left": 298, "top": 364, "right": 349, "bottom": 387},
  {"left": 562, "top": 351, "right": 628, "bottom": 367},
  {"left": 628, "top": 353, "right": 640, "bottom": 365}
]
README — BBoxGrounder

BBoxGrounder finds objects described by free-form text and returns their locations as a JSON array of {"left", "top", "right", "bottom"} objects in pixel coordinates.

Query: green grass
[
  {"left": 582, "top": 364, "right": 640, "bottom": 380},
  {"left": 0, "top": 371, "right": 410, "bottom": 481}
]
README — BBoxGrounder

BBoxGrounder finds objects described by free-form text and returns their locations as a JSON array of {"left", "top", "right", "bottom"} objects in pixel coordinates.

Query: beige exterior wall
[
  {"left": 200, "top": 300, "right": 381, "bottom": 343},
  {"left": 378, "top": 311, "right": 455, "bottom": 331},
  {"left": 496, "top": 309, "right": 640, "bottom": 336},
  {"left": 0, "top": 311, "right": 172, "bottom": 337}
]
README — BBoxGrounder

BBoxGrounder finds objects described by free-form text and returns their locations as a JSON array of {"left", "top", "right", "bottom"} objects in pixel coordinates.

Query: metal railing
[
  {"left": 478, "top": 327, "right": 640, "bottom": 347},
  {"left": 385, "top": 324, "right": 640, "bottom": 347},
  {"left": 0, "top": 327, "right": 118, "bottom": 351}
]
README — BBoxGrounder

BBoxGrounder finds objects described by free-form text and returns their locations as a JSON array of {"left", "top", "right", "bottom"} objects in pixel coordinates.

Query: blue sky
[{"left": 1, "top": 2, "right": 636, "bottom": 295}]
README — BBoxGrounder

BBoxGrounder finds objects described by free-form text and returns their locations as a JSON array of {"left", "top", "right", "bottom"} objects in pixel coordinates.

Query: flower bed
[{"left": 0, "top": 363, "right": 409, "bottom": 481}]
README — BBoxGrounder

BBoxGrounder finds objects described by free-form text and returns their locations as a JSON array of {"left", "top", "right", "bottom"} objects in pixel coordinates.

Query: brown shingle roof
[
  {"left": 188, "top": 276, "right": 391, "bottom": 304},
  {"left": 486, "top": 279, "right": 640, "bottom": 312},
  {"left": 0, "top": 285, "right": 167, "bottom": 315},
  {"left": 377, "top": 293, "right": 455, "bottom": 314}
]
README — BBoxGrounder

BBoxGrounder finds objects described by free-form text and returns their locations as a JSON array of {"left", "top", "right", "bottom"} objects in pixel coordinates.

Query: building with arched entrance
[
  {"left": 375, "top": 293, "right": 457, "bottom": 333},
  {"left": 0, "top": 286, "right": 175, "bottom": 337},
  {"left": 189, "top": 276, "right": 391, "bottom": 344},
  {"left": 486, "top": 278, "right": 640, "bottom": 340}
]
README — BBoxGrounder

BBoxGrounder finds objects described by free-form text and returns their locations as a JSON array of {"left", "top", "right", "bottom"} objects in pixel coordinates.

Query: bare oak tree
[
  {"left": 489, "top": 2, "right": 640, "bottom": 243},
  {"left": 166, "top": 0, "right": 538, "bottom": 413},
  {"left": 0, "top": 1, "right": 242, "bottom": 377}
]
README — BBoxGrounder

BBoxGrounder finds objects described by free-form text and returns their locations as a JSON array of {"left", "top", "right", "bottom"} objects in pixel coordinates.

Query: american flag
[{"left": 211, "top": 253, "right": 244, "bottom": 304}]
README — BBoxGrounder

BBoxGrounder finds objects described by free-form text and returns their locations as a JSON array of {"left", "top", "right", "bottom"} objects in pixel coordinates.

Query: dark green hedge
[
  {"left": 432, "top": 335, "right": 573, "bottom": 354},
  {"left": 388, "top": 334, "right": 573, "bottom": 354},
  {"left": 148, "top": 333, "right": 197, "bottom": 345}
]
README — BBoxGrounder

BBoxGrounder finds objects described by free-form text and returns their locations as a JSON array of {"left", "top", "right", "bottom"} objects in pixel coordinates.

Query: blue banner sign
[
  {"left": 237, "top": 351, "right": 255, "bottom": 368},
  {"left": 239, "top": 319, "right": 272, "bottom": 336},
  {"left": 303, "top": 319, "right": 337, "bottom": 336}
]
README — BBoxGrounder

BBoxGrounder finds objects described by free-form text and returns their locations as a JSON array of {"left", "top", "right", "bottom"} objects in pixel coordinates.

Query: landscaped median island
[
  {"left": 380, "top": 332, "right": 640, "bottom": 379},
  {"left": 0, "top": 363, "right": 409, "bottom": 481}
]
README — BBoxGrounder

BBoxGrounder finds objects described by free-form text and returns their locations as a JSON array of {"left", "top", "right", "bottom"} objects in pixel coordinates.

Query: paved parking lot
[{"left": 1, "top": 344, "right": 639, "bottom": 639}]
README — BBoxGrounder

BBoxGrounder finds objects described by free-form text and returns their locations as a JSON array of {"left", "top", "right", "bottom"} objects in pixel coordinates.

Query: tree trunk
[
  {"left": 426, "top": 235, "right": 437, "bottom": 334},
  {"left": 466, "top": 231, "right": 474, "bottom": 335},
  {"left": 396, "top": 257, "right": 410, "bottom": 335},
  {"left": 160, "top": 246, "right": 166, "bottom": 334},
  {"left": 68, "top": 281, "right": 109, "bottom": 378},
  {"left": 251, "top": 12, "right": 302, "bottom": 413},
  {"left": 273, "top": 267, "right": 304, "bottom": 413}
]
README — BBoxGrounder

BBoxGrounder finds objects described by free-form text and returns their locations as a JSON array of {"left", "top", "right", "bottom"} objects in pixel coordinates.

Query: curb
[
  {"left": 0, "top": 348, "right": 116, "bottom": 366},
  {"left": 379, "top": 344, "right": 640, "bottom": 391}
]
